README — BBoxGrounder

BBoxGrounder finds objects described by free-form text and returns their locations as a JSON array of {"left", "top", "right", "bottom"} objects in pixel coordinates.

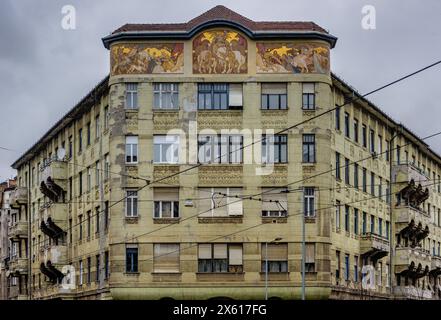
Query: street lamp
[{"left": 265, "top": 237, "right": 283, "bottom": 300}]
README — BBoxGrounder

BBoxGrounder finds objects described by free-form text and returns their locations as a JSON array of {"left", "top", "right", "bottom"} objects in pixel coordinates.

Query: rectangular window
[
  {"left": 79, "top": 171, "right": 83, "bottom": 195},
  {"left": 370, "top": 129, "right": 375, "bottom": 154},
  {"left": 386, "top": 221, "right": 390, "bottom": 240},
  {"left": 354, "top": 118, "right": 359, "bottom": 143},
  {"left": 78, "top": 128, "right": 83, "bottom": 153},
  {"left": 126, "top": 246, "right": 138, "bottom": 273},
  {"left": 303, "top": 187, "right": 315, "bottom": 217},
  {"left": 125, "top": 136, "right": 138, "bottom": 164},
  {"left": 104, "top": 106, "right": 109, "bottom": 130},
  {"left": 262, "top": 188, "right": 288, "bottom": 217},
  {"left": 125, "top": 83, "right": 138, "bottom": 109},
  {"left": 153, "top": 244, "right": 180, "bottom": 273},
  {"left": 96, "top": 255, "right": 100, "bottom": 282},
  {"left": 68, "top": 136, "right": 73, "bottom": 158},
  {"left": 261, "top": 83, "right": 287, "bottom": 110},
  {"left": 87, "top": 257, "right": 91, "bottom": 284},
  {"left": 104, "top": 154, "right": 110, "bottom": 181},
  {"left": 345, "top": 205, "right": 350, "bottom": 232},
  {"left": 336, "top": 152, "right": 341, "bottom": 180},
  {"left": 362, "top": 168, "right": 367, "bottom": 192},
  {"left": 396, "top": 145, "right": 401, "bottom": 164},
  {"left": 87, "top": 211, "right": 91, "bottom": 239},
  {"left": 153, "top": 188, "right": 180, "bottom": 218},
  {"left": 378, "top": 218, "right": 383, "bottom": 236},
  {"left": 126, "top": 190, "right": 138, "bottom": 217},
  {"left": 104, "top": 201, "right": 109, "bottom": 231},
  {"left": 370, "top": 215, "right": 375, "bottom": 234},
  {"left": 354, "top": 256, "right": 359, "bottom": 283},
  {"left": 302, "top": 83, "right": 315, "bottom": 110},
  {"left": 378, "top": 135, "right": 383, "bottom": 157},
  {"left": 379, "top": 177, "right": 383, "bottom": 200},
  {"left": 362, "top": 212, "right": 367, "bottom": 234},
  {"left": 305, "top": 243, "right": 316, "bottom": 272},
  {"left": 261, "top": 135, "right": 287, "bottom": 164},
  {"left": 198, "top": 83, "right": 231, "bottom": 110},
  {"left": 87, "top": 122, "right": 91, "bottom": 146},
  {"left": 335, "top": 106, "right": 341, "bottom": 130},
  {"left": 302, "top": 134, "right": 315, "bottom": 163},
  {"left": 79, "top": 214, "right": 83, "bottom": 240},
  {"left": 198, "top": 188, "right": 243, "bottom": 217},
  {"left": 198, "top": 243, "right": 243, "bottom": 273},
  {"left": 344, "top": 112, "right": 350, "bottom": 138},
  {"left": 344, "top": 254, "right": 350, "bottom": 281},
  {"left": 153, "top": 83, "right": 179, "bottom": 109},
  {"left": 154, "top": 135, "right": 180, "bottom": 164},
  {"left": 354, "top": 164, "right": 359, "bottom": 189},
  {"left": 87, "top": 167, "right": 91, "bottom": 192},
  {"left": 345, "top": 158, "right": 350, "bottom": 185},
  {"left": 95, "top": 114, "right": 100, "bottom": 139},
  {"left": 362, "top": 125, "right": 367, "bottom": 148},
  {"left": 104, "top": 251, "right": 109, "bottom": 279},
  {"left": 335, "top": 201, "right": 341, "bottom": 230},
  {"left": 336, "top": 250, "right": 341, "bottom": 281},
  {"left": 385, "top": 140, "right": 389, "bottom": 161},
  {"left": 95, "top": 206, "right": 100, "bottom": 233},
  {"left": 377, "top": 262, "right": 382, "bottom": 286},
  {"left": 79, "top": 260, "right": 83, "bottom": 285},
  {"left": 371, "top": 172, "right": 375, "bottom": 196},
  {"left": 197, "top": 135, "right": 243, "bottom": 164},
  {"left": 354, "top": 208, "right": 359, "bottom": 235},
  {"left": 95, "top": 161, "right": 100, "bottom": 186},
  {"left": 261, "top": 243, "right": 288, "bottom": 273}
]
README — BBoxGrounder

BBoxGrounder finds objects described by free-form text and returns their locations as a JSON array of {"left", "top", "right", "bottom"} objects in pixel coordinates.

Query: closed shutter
[
  {"left": 213, "top": 244, "right": 228, "bottom": 259},
  {"left": 303, "top": 83, "right": 315, "bottom": 94},
  {"left": 154, "top": 188, "right": 179, "bottom": 201},
  {"left": 262, "top": 188, "right": 288, "bottom": 211},
  {"left": 262, "top": 243, "right": 287, "bottom": 261},
  {"left": 154, "top": 244, "right": 180, "bottom": 273},
  {"left": 229, "top": 245, "right": 243, "bottom": 265},
  {"left": 305, "top": 243, "right": 315, "bottom": 263},
  {"left": 229, "top": 84, "right": 243, "bottom": 107},
  {"left": 228, "top": 188, "right": 243, "bottom": 216},
  {"left": 262, "top": 83, "right": 287, "bottom": 94},
  {"left": 198, "top": 244, "right": 212, "bottom": 259}
]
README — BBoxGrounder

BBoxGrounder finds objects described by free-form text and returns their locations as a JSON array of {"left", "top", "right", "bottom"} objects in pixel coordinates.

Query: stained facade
[{"left": 5, "top": 6, "right": 441, "bottom": 300}]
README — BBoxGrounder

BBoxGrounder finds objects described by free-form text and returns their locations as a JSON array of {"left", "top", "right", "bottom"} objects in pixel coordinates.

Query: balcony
[
  {"left": 360, "top": 233, "right": 390, "bottom": 260},
  {"left": 430, "top": 256, "right": 441, "bottom": 276},
  {"left": 9, "top": 257, "right": 28, "bottom": 274},
  {"left": 8, "top": 221, "right": 29, "bottom": 238},
  {"left": 39, "top": 159, "right": 67, "bottom": 202},
  {"left": 40, "top": 202, "right": 68, "bottom": 229},
  {"left": 393, "top": 286, "right": 433, "bottom": 300},
  {"left": 9, "top": 187, "right": 28, "bottom": 208},
  {"left": 394, "top": 246, "right": 432, "bottom": 276},
  {"left": 39, "top": 244, "right": 68, "bottom": 284},
  {"left": 8, "top": 285, "right": 28, "bottom": 300},
  {"left": 392, "top": 162, "right": 429, "bottom": 186}
]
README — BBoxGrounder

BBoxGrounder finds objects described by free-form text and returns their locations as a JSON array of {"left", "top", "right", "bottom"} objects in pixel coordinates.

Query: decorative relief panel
[
  {"left": 261, "top": 111, "right": 288, "bottom": 130},
  {"left": 197, "top": 111, "right": 242, "bottom": 130},
  {"left": 153, "top": 165, "right": 180, "bottom": 185},
  {"left": 261, "top": 165, "right": 288, "bottom": 185},
  {"left": 198, "top": 165, "right": 243, "bottom": 186},
  {"left": 153, "top": 112, "right": 180, "bottom": 131},
  {"left": 125, "top": 111, "right": 138, "bottom": 131},
  {"left": 193, "top": 30, "right": 247, "bottom": 74},
  {"left": 111, "top": 43, "right": 184, "bottom": 75},
  {"left": 256, "top": 42, "right": 330, "bottom": 74}
]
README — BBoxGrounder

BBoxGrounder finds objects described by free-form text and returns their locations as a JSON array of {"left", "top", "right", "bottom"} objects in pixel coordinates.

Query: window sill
[
  {"left": 125, "top": 108, "right": 139, "bottom": 113},
  {"left": 261, "top": 108, "right": 288, "bottom": 111},
  {"left": 153, "top": 217, "right": 180, "bottom": 224},
  {"left": 198, "top": 216, "right": 243, "bottom": 224},
  {"left": 305, "top": 216, "right": 317, "bottom": 223},
  {"left": 124, "top": 272, "right": 140, "bottom": 276},
  {"left": 153, "top": 108, "right": 180, "bottom": 112},
  {"left": 125, "top": 216, "right": 139, "bottom": 224},
  {"left": 261, "top": 216, "right": 287, "bottom": 224}
]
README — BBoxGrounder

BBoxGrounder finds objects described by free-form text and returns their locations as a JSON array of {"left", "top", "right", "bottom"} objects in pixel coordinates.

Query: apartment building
[{"left": 7, "top": 6, "right": 441, "bottom": 300}]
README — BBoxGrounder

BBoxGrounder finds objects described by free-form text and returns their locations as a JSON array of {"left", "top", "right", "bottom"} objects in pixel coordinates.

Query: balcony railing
[
  {"left": 8, "top": 257, "right": 28, "bottom": 274},
  {"left": 9, "top": 187, "right": 28, "bottom": 208},
  {"left": 394, "top": 246, "right": 432, "bottom": 275},
  {"left": 8, "top": 221, "right": 28, "bottom": 238},
  {"left": 360, "top": 232, "right": 390, "bottom": 260}
]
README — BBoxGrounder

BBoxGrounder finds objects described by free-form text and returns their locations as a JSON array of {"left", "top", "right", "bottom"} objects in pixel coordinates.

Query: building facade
[{"left": 7, "top": 6, "right": 441, "bottom": 300}]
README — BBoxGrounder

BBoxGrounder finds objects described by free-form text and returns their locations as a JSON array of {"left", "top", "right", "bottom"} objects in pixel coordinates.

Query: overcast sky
[{"left": 0, "top": 0, "right": 440, "bottom": 180}]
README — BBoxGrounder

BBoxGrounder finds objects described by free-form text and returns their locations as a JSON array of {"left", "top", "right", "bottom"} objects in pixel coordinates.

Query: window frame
[{"left": 153, "top": 83, "right": 179, "bottom": 110}]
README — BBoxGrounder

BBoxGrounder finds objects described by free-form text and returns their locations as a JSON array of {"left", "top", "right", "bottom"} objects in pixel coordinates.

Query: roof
[
  {"left": 102, "top": 5, "right": 337, "bottom": 49},
  {"left": 11, "top": 76, "right": 110, "bottom": 169}
]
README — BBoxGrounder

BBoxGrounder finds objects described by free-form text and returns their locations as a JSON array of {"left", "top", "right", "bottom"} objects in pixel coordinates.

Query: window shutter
[
  {"left": 154, "top": 188, "right": 179, "bottom": 201},
  {"left": 229, "top": 84, "right": 243, "bottom": 107},
  {"left": 213, "top": 244, "right": 228, "bottom": 259},
  {"left": 126, "top": 136, "right": 138, "bottom": 144},
  {"left": 229, "top": 245, "right": 243, "bottom": 265},
  {"left": 262, "top": 189, "right": 288, "bottom": 212},
  {"left": 303, "top": 83, "right": 315, "bottom": 94},
  {"left": 262, "top": 243, "right": 287, "bottom": 261},
  {"left": 153, "top": 244, "right": 180, "bottom": 273},
  {"left": 305, "top": 243, "right": 315, "bottom": 263},
  {"left": 262, "top": 83, "right": 287, "bottom": 94},
  {"left": 198, "top": 244, "right": 212, "bottom": 259}
]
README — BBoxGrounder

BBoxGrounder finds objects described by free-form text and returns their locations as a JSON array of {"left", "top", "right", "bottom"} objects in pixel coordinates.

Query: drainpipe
[{"left": 27, "top": 160, "right": 32, "bottom": 300}]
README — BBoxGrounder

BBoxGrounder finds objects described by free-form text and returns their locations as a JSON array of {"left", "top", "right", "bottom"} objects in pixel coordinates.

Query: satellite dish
[{"left": 57, "top": 148, "right": 66, "bottom": 161}]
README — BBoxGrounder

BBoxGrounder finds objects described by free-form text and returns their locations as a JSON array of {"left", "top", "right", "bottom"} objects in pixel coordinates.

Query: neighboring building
[
  {"left": 0, "top": 178, "right": 29, "bottom": 300},
  {"left": 8, "top": 6, "right": 441, "bottom": 300}
]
